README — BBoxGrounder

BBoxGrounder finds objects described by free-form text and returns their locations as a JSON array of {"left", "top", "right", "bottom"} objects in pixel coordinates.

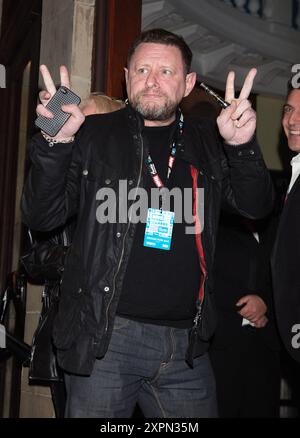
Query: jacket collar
[{"left": 124, "top": 103, "right": 203, "bottom": 170}]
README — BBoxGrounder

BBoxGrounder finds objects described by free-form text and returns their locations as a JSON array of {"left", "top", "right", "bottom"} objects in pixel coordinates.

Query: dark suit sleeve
[{"left": 221, "top": 137, "right": 274, "bottom": 219}]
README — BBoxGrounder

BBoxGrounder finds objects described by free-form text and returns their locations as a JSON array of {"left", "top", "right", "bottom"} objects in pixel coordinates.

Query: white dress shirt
[{"left": 287, "top": 153, "right": 300, "bottom": 193}]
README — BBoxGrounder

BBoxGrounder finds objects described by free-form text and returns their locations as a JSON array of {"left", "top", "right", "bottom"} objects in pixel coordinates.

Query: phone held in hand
[{"left": 35, "top": 86, "right": 81, "bottom": 137}]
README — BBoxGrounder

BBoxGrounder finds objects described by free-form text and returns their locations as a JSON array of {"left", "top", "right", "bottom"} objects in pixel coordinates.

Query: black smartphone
[{"left": 35, "top": 86, "right": 81, "bottom": 137}]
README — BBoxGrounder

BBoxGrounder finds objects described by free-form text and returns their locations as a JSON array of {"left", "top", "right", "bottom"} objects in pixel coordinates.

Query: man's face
[
  {"left": 125, "top": 43, "right": 196, "bottom": 126},
  {"left": 282, "top": 89, "right": 300, "bottom": 152}
]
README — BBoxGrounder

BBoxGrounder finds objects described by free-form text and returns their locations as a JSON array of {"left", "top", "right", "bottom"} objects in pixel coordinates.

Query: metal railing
[{"left": 221, "top": 0, "right": 299, "bottom": 30}]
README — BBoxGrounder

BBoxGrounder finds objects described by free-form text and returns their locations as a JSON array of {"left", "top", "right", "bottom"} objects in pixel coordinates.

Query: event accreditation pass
[{"left": 143, "top": 208, "right": 174, "bottom": 251}]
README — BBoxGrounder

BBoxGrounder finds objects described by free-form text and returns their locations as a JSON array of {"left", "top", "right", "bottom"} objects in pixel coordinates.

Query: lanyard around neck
[{"left": 145, "top": 112, "right": 184, "bottom": 189}]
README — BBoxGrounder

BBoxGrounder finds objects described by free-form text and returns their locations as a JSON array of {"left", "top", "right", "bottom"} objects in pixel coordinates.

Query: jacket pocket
[
  {"left": 52, "top": 284, "right": 85, "bottom": 350},
  {"left": 84, "top": 160, "right": 119, "bottom": 187},
  {"left": 52, "top": 254, "right": 87, "bottom": 350}
]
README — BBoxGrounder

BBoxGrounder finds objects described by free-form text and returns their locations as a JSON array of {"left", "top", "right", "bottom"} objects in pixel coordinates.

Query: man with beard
[{"left": 22, "top": 28, "right": 273, "bottom": 418}]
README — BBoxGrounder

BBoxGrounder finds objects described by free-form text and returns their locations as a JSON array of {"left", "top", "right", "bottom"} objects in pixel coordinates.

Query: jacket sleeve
[
  {"left": 21, "top": 132, "right": 82, "bottom": 232},
  {"left": 221, "top": 137, "right": 274, "bottom": 219}
]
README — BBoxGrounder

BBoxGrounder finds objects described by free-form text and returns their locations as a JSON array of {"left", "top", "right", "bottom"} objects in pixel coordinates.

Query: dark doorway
[{"left": 0, "top": 0, "right": 42, "bottom": 417}]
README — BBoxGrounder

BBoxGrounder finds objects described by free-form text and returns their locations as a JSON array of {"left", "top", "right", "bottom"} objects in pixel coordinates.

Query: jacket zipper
[{"left": 104, "top": 133, "right": 144, "bottom": 333}]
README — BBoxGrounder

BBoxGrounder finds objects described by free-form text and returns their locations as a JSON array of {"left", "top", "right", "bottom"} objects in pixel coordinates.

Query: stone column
[
  {"left": 71, "top": 0, "right": 96, "bottom": 98},
  {"left": 39, "top": 0, "right": 96, "bottom": 99}
]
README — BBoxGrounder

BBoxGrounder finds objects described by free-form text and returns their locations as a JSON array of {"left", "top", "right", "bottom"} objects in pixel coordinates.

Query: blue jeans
[{"left": 64, "top": 316, "right": 218, "bottom": 418}]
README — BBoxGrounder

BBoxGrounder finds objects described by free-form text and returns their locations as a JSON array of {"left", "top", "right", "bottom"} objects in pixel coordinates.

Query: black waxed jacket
[{"left": 22, "top": 104, "right": 274, "bottom": 375}]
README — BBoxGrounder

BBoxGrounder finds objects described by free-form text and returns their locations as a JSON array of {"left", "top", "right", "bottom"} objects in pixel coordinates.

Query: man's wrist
[
  {"left": 224, "top": 134, "right": 256, "bottom": 147},
  {"left": 41, "top": 132, "right": 75, "bottom": 147}
]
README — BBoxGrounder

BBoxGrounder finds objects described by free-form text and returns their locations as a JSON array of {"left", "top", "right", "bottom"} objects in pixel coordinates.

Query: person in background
[
  {"left": 80, "top": 92, "right": 124, "bottom": 115},
  {"left": 22, "top": 28, "right": 273, "bottom": 418},
  {"left": 209, "top": 212, "right": 281, "bottom": 417},
  {"left": 272, "top": 82, "right": 300, "bottom": 365},
  {"left": 270, "top": 82, "right": 300, "bottom": 419}
]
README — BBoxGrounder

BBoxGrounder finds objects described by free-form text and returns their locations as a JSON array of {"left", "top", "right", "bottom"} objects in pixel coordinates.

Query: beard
[{"left": 130, "top": 92, "right": 178, "bottom": 121}]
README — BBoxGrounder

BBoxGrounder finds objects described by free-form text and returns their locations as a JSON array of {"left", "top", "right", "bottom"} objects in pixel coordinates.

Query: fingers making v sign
[
  {"left": 217, "top": 68, "right": 257, "bottom": 145},
  {"left": 36, "top": 65, "right": 85, "bottom": 141}
]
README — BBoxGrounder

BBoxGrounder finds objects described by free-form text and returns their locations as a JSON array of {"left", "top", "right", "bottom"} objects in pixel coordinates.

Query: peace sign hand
[
  {"left": 36, "top": 65, "right": 85, "bottom": 141},
  {"left": 217, "top": 68, "right": 257, "bottom": 145}
]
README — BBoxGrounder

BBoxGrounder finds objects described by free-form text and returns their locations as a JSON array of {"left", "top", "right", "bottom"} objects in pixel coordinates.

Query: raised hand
[
  {"left": 36, "top": 65, "right": 85, "bottom": 140},
  {"left": 217, "top": 68, "right": 257, "bottom": 145}
]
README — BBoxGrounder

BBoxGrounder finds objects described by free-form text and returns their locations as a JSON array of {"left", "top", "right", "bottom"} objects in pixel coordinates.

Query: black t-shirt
[{"left": 117, "top": 121, "right": 201, "bottom": 328}]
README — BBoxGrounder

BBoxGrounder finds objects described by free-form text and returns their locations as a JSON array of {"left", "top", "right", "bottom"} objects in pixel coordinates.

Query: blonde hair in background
[{"left": 81, "top": 92, "right": 125, "bottom": 115}]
